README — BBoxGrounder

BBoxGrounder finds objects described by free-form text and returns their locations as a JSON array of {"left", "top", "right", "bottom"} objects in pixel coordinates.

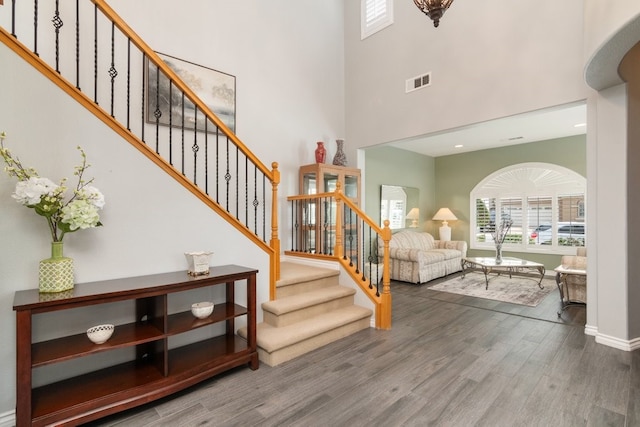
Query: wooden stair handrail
[
  {"left": 286, "top": 188, "right": 392, "bottom": 329},
  {"left": 1, "top": 2, "right": 281, "bottom": 283}
]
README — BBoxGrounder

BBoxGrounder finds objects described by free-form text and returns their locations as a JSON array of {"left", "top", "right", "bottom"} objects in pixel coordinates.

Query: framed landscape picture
[{"left": 146, "top": 52, "right": 236, "bottom": 132}]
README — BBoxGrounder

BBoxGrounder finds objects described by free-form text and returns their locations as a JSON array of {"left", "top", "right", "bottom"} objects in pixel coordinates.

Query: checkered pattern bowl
[{"left": 86, "top": 324, "right": 114, "bottom": 344}]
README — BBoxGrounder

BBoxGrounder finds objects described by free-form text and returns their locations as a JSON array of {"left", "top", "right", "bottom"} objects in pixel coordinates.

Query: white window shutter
[{"left": 361, "top": 0, "right": 394, "bottom": 40}]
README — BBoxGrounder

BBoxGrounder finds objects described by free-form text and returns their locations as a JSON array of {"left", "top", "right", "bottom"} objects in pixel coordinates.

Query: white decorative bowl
[
  {"left": 86, "top": 324, "right": 115, "bottom": 344},
  {"left": 191, "top": 301, "right": 214, "bottom": 319}
]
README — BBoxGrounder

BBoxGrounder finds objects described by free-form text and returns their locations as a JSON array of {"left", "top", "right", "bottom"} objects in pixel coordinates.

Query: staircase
[
  {"left": 239, "top": 261, "right": 373, "bottom": 366},
  {"left": 1, "top": 4, "right": 392, "bottom": 373}
]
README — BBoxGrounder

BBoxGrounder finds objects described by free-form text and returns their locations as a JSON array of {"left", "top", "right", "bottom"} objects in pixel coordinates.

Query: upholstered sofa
[{"left": 380, "top": 230, "right": 467, "bottom": 284}]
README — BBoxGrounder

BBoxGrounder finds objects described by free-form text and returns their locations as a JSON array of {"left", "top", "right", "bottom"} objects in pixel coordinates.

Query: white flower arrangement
[{"left": 0, "top": 132, "right": 105, "bottom": 242}]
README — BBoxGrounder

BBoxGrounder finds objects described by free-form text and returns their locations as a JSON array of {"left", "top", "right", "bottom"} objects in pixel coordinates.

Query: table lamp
[
  {"left": 406, "top": 208, "right": 420, "bottom": 228},
  {"left": 432, "top": 207, "right": 457, "bottom": 241}
]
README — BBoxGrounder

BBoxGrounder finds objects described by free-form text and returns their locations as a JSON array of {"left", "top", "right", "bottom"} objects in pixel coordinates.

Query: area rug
[{"left": 427, "top": 272, "right": 555, "bottom": 307}]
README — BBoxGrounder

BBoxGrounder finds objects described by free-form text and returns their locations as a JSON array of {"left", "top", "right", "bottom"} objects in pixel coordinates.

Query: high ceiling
[{"left": 385, "top": 102, "right": 587, "bottom": 157}]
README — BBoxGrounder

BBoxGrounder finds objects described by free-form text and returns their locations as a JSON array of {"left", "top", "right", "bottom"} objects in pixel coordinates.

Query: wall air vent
[{"left": 406, "top": 72, "right": 431, "bottom": 93}]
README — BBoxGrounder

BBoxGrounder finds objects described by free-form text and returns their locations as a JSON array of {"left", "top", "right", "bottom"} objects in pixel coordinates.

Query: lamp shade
[
  {"left": 432, "top": 208, "right": 457, "bottom": 221},
  {"left": 405, "top": 208, "right": 420, "bottom": 228},
  {"left": 406, "top": 208, "right": 420, "bottom": 220},
  {"left": 433, "top": 207, "right": 456, "bottom": 241}
]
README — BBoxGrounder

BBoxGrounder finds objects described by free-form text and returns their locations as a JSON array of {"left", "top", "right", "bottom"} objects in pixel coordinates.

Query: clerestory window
[
  {"left": 470, "top": 163, "right": 586, "bottom": 254},
  {"left": 361, "top": 0, "right": 394, "bottom": 40}
]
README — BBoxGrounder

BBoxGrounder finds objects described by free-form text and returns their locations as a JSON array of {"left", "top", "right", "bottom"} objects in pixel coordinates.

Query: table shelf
[{"left": 14, "top": 265, "right": 258, "bottom": 427}]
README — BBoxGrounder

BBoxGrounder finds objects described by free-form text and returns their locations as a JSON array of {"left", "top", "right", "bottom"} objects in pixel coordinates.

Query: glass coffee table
[{"left": 461, "top": 257, "right": 546, "bottom": 290}]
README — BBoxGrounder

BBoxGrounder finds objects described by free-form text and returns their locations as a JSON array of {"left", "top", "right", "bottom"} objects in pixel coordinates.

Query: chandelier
[{"left": 413, "top": 0, "right": 454, "bottom": 28}]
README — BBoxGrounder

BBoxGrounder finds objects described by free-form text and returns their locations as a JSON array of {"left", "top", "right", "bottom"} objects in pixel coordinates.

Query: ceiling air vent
[{"left": 406, "top": 72, "right": 431, "bottom": 93}]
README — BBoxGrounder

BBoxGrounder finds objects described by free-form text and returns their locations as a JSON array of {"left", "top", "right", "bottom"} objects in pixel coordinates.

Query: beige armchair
[{"left": 554, "top": 247, "right": 586, "bottom": 316}]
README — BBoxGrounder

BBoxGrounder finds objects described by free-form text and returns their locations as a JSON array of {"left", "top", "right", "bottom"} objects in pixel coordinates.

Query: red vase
[{"left": 315, "top": 142, "right": 326, "bottom": 163}]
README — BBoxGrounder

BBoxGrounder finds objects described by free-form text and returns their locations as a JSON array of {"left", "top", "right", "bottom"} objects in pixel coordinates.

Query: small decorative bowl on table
[
  {"left": 191, "top": 301, "right": 214, "bottom": 319},
  {"left": 86, "top": 324, "right": 115, "bottom": 344}
]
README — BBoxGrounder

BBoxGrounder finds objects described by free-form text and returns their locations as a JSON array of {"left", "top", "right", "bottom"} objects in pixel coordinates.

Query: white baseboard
[
  {"left": 0, "top": 410, "right": 15, "bottom": 427},
  {"left": 595, "top": 331, "right": 636, "bottom": 351},
  {"left": 587, "top": 324, "right": 639, "bottom": 351}
]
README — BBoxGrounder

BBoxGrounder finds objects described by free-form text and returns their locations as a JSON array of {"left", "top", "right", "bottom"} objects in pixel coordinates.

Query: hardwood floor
[{"left": 87, "top": 274, "right": 638, "bottom": 427}]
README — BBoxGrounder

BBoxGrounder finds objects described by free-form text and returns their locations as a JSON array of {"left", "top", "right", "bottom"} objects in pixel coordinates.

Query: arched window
[{"left": 470, "top": 163, "right": 586, "bottom": 254}]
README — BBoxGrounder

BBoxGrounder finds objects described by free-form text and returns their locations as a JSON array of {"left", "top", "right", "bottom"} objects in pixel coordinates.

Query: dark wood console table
[{"left": 13, "top": 265, "right": 258, "bottom": 426}]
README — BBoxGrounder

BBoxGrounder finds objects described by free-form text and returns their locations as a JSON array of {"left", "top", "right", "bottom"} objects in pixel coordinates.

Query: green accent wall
[
  {"left": 364, "top": 135, "right": 586, "bottom": 270},
  {"left": 435, "top": 135, "right": 586, "bottom": 268},
  {"left": 364, "top": 146, "right": 436, "bottom": 231}
]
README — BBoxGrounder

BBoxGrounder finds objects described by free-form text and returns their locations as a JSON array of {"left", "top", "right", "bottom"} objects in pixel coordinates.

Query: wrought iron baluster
[
  {"left": 235, "top": 145, "right": 239, "bottom": 219},
  {"left": 126, "top": 39, "right": 130, "bottom": 130},
  {"left": 306, "top": 198, "right": 312, "bottom": 253},
  {"left": 192, "top": 107, "right": 199, "bottom": 185},
  {"left": 180, "top": 92, "right": 185, "bottom": 174},
  {"left": 253, "top": 165, "right": 258, "bottom": 235},
  {"left": 354, "top": 217, "right": 361, "bottom": 274},
  {"left": 291, "top": 199, "right": 296, "bottom": 251},
  {"left": 245, "top": 156, "right": 248, "bottom": 224},
  {"left": 75, "top": 0, "right": 80, "bottom": 89},
  {"left": 108, "top": 22, "right": 117, "bottom": 117},
  {"left": 348, "top": 207, "right": 354, "bottom": 266},
  {"left": 93, "top": 4, "right": 97, "bottom": 103},
  {"left": 215, "top": 127, "right": 220, "bottom": 203},
  {"left": 33, "top": 0, "right": 38, "bottom": 55},
  {"left": 11, "top": 0, "right": 16, "bottom": 37},
  {"left": 52, "top": 0, "right": 62, "bottom": 72},
  {"left": 204, "top": 120, "right": 209, "bottom": 195},
  {"left": 322, "top": 197, "right": 329, "bottom": 255},
  {"left": 256, "top": 173, "right": 267, "bottom": 242},
  {"left": 168, "top": 81, "right": 173, "bottom": 163},
  {"left": 329, "top": 196, "right": 334, "bottom": 256},
  {"left": 140, "top": 54, "right": 145, "bottom": 142},
  {"left": 366, "top": 226, "right": 373, "bottom": 285},
  {"left": 153, "top": 64, "right": 161, "bottom": 152},
  {"left": 225, "top": 136, "right": 231, "bottom": 211}
]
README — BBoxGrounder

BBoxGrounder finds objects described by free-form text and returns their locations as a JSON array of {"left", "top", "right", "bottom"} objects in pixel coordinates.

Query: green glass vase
[{"left": 39, "top": 241, "right": 74, "bottom": 293}]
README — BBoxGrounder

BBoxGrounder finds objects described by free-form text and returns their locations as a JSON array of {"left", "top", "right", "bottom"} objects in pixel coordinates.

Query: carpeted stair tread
[
  {"left": 251, "top": 305, "right": 373, "bottom": 353},
  {"left": 262, "top": 285, "right": 355, "bottom": 316},
  {"left": 276, "top": 262, "right": 339, "bottom": 288}
]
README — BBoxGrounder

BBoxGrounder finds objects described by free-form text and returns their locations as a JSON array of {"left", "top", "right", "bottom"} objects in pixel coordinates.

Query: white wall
[
  {"left": 589, "top": 84, "right": 629, "bottom": 347},
  {"left": 582, "top": 2, "right": 640, "bottom": 348},
  {"left": 344, "top": 0, "right": 589, "bottom": 154},
  {"left": 344, "top": 0, "right": 640, "bottom": 352},
  {"left": 0, "top": 1, "right": 345, "bottom": 416}
]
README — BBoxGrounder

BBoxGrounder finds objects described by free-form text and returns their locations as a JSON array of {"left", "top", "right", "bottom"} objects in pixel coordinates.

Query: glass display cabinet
[{"left": 297, "top": 163, "right": 361, "bottom": 256}]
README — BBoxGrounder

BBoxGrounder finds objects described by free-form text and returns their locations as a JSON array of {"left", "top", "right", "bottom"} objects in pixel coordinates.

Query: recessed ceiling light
[
  {"left": 454, "top": 144, "right": 463, "bottom": 148},
  {"left": 574, "top": 123, "right": 586, "bottom": 128}
]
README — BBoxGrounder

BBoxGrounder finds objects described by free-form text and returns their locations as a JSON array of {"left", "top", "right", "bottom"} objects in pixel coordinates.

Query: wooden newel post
[
  {"left": 270, "top": 162, "right": 281, "bottom": 300},
  {"left": 334, "top": 182, "right": 344, "bottom": 259},
  {"left": 379, "top": 219, "right": 392, "bottom": 329}
]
